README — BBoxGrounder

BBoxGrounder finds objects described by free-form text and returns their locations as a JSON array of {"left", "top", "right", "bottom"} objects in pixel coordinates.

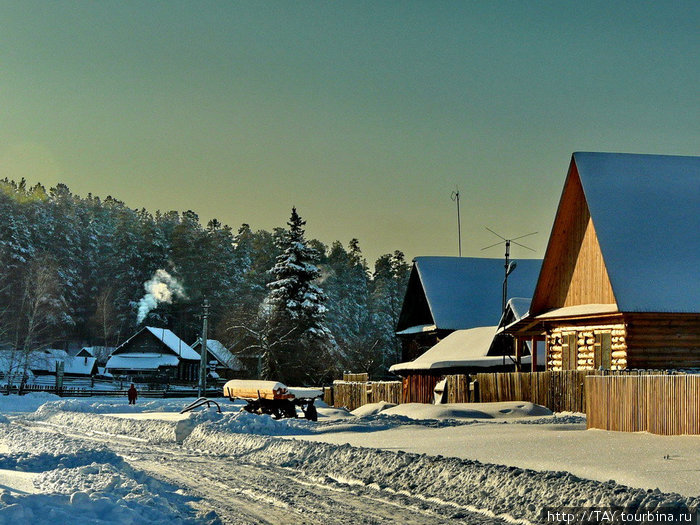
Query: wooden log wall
[
  {"left": 331, "top": 380, "right": 402, "bottom": 411},
  {"left": 586, "top": 375, "right": 700, "bottom": 435},
  {"left": 547, "top": 324, "right": 627, "bottom": 370},
  {"left": 625, "top": 315, "right": 700, "bottom": 369}
]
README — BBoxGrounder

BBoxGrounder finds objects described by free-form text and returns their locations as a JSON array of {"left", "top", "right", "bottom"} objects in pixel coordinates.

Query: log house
[{"left": 508, "top": 152, "right": 700, "bottom": 370}]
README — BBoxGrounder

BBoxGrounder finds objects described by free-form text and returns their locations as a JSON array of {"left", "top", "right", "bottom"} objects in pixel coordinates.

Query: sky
[{"left": 1, "top": 1, "right": 698, "bottom": 265}]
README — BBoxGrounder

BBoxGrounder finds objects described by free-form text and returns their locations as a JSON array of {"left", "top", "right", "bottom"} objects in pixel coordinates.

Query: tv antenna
[
  {"left": 450, "top": 187, "right": 461, "bottom": 257},
  {"left": 481, "top": 227, "right": 537, "bottom": 313}
]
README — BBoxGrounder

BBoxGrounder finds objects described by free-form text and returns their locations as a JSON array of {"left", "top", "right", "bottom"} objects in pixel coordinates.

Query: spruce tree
[{"left": 264, "top": 207, "right": 336, "bottom": 384}]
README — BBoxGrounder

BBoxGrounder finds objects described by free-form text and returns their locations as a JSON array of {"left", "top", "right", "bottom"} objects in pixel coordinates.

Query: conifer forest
[{"left": 0, "top": 179, "right": 410, "bottom": 384}]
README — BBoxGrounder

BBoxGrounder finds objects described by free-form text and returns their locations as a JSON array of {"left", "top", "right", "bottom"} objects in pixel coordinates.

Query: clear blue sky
[{"left": 1, "top": 1, "right": 698, "bottom": 263}]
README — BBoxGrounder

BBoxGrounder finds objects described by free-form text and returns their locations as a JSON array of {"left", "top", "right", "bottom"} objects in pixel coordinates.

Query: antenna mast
[
  {"left": 451, "top": 188, "right": 462, "bottom": 257},
  {"left": 481, "top": 228, "right": 537, "bottom": 313}
]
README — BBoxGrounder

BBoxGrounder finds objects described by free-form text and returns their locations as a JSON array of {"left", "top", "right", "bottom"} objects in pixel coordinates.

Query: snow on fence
[
  {"left": 476, "top": 369, "right": 685, "bottom": 413},
  {"left": 586, "top": 374, "right": 700, "bottom": 435},
  {"left": 331, "top": 380, "right": 402, "bottom": 411}
]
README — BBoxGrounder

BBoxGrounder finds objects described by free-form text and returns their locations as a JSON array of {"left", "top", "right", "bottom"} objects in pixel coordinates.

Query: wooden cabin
[
  {"left": 509, "top": 152, "right": 700, "bottom": 370},
  {"left": 106, "top": 326, "right": 201, "bottom": 382},
  {"left": 395, "top": 257, "right": 541, "bottom": 362}
]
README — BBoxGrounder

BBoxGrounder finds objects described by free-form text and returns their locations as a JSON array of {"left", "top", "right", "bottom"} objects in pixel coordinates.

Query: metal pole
[
  {"left": 198, "top": 298, "right": 209, "bottom": 398},
  {"left": 456, "top": 191, "right": 461, "bottom": 257},
  {"left": 451, "top": 189, "right": 462, "bottom": 257},
  {"left": 502, "top": 240, "right": 510, "bottom": 314}
]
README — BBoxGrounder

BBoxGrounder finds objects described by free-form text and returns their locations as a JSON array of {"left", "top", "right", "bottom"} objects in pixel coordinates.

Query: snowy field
[{"left": 0, "top": 393, "right": 697, "bottom": 524}]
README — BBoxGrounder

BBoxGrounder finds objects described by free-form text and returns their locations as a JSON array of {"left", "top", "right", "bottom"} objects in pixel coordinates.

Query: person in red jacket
[{"left": 127, "top": 384, "right": 138, "bottom": 405}]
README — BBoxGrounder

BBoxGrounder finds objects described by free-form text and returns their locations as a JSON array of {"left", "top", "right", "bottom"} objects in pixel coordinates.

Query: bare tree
[{"left": 6, "top": 255, "right": 69, "bottom": 387}]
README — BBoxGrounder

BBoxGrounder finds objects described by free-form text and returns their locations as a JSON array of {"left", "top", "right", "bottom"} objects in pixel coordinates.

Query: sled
[{"left": 223, "top": 379, "right": 319, "bottom": 421}]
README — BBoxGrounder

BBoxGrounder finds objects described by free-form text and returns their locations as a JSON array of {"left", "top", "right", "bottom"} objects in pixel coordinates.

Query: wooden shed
[{"left": 509, "top": 152, "right": 700, "bottom": 370}]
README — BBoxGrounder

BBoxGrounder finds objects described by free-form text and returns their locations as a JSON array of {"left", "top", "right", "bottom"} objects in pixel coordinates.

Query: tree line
[{"left": 0, "top": 178, "right": 410, "bottom": 384}]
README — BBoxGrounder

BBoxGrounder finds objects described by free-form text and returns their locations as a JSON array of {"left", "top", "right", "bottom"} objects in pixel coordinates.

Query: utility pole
[
  {"left": 451, "top": 189, "right": 462, "bottom": 257},
  {"left": 198, "top": 298, "right": 209, "bottom": 398}
]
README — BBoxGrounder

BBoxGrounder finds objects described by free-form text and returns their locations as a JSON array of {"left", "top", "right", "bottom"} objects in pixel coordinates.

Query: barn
[{"left": 508, "top": 152, "right": 700, "bottom": 370}]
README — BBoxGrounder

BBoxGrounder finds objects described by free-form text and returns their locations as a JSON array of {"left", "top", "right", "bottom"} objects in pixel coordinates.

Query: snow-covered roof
[
  {"left": 113, "top": 327, "right": 200, "bottom": 361},
  {"left": 390, "top": 326, "right": 500, "bottom": 372},
  {"left": 573, "top": 152, "right": 700, "bottom": 313},
  {"left": 535, "top": 304, "right": 620, "bottom": 319},
  {"left": 390, "top": 326, "right": 545, "bottom": 373},
  {"left": 506, "top": 298, "right": 531, "bottom": 320},
  {"left": 0, "top": 350, "right": 96, "bottom": 376},
  {"left": 192, "top": 339, "right": 243, "bottom": 371},
  {"left": 106, "top": 353, "right": 180, "bottom": 371},
  {"left": 62, "top": 356, "right": 97, "bottom": 375},
  {"left": 397, "top": 257, "right": 542, "bottom": 332},
  {"left": 395, "top": 324, "right": 437, "bottom": 335}
]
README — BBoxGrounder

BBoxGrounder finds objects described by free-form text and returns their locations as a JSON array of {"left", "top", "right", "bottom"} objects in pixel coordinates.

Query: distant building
[
  {"left": 190, "top": 339, "right": 243, "bottom": 380},
  {"left": 106, "top": 327, "right": 201, "bottom": 382},
  {"left": 508, "top": 152, "right": 700, "bottom": 370}
]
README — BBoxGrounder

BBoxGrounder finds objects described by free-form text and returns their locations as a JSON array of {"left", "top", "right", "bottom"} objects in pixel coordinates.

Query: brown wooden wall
[
  {"left": 625, "top": 314, "right": 700, "bottom": 368},
  {"left": 531, "top": 162, "right": 616, "bottom": 314},
  {"left": 402, "top": 374, "right": 442, "bottom": 404}
]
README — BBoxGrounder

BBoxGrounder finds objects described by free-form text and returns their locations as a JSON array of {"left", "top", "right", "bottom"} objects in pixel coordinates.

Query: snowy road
[{"left": 16, "top": 420, "right": 508, "bottom": 524}]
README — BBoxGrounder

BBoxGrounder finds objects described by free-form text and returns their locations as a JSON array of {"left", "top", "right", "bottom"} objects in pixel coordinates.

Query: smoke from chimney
[{"left": 136, "top": 269, "right": 186, "bottom": 323}]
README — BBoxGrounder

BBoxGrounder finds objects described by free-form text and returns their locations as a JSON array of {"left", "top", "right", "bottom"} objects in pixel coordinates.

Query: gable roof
[
  {"left": 113, "top": 326, "right": 200, "bottom": 361},
  {"left": 396, "top": 257, "right": 542, "bottom": 332},
  {"left": 533, "top": 152, "right": 700, "bottom": 314},
  {"left": 191, "top": 339, "right": 243, "bottom": 371},
  {"left": 390, "top": 326, "right": 498, "bottom": 372}
]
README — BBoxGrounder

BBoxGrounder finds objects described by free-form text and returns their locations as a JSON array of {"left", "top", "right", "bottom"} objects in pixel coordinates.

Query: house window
[
  {"left": 594, "top": 332, "right": 612, "bottom": 370},
  {"left": 561, "top": 333, "right": 578, "bottom": 370}
]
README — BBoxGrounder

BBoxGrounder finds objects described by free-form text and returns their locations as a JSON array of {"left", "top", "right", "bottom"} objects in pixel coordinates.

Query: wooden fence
[
  {"left": 331, "top": 380, "right": 402, "bottom": 411},
  {"left": 586, "top": 375, "right": 700, "bottom": 435},
  {"left": 476, "top": 370, "right": 684, "bottom": 413}
]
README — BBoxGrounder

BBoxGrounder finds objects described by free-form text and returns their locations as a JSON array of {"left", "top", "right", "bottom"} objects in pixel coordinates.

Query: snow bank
[
  {"left": 28, "top": 408, "right": 184, "bottom": 444},
  {"left": 0, "top": 425, "right": 219, "bottom": 524},
  {"left": 382, "top": 402, "right": 552, "bottom": 420},
  {"left": 0, "top": 393, "right": 60, "bottom": 414},
  {"left": 182, "top": 428, "right": 698, "bottom": 524}
]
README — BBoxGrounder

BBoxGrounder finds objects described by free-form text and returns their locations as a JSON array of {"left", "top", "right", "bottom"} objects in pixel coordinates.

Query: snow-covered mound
[
  {"left": 382, "top": 402, "right": 552, "bottom": 420},
  {"left": 351, "top": 401, "right": 396, "bottom": 417}
]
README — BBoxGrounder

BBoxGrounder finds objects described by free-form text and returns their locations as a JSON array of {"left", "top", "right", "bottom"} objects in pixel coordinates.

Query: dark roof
[
  {"left": 396, "top": 257, "right": 542, "bottom": 332},
  {"left": 573, "top": 152, "right": 700, "bottom": 313}
]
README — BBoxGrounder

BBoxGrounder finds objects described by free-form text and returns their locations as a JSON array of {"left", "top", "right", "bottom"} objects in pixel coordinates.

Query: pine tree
[{"left": 264, "top": 207, "right": 337, "bottom": 384}]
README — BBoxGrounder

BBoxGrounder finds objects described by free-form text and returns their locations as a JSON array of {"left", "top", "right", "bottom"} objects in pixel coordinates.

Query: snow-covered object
[
  {"left": 396, "top": 257, "right": 542, "bottom": 333},
  {"left": 351, "top": 401, "right": 396, "bottom": 417},
  {"left": 570, "top": 152, "right": 700, "bottom": 313},
  {"left": 223, "top": 379, "right": 291, "bottom": 400}
]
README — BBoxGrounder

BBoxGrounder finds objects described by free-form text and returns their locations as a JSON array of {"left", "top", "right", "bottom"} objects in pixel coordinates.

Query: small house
[
  {"left": 508, "top": 152, "right": 700, "bottom": 370},
  {"left": 106, "top": 326, "right": 201, "bottom": 382},
  {"left": 396, "top": 256, "right": 541, "bottom": 362},
  {"left": 190, "top": 339, "right": 243, "bottom": 380}
]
